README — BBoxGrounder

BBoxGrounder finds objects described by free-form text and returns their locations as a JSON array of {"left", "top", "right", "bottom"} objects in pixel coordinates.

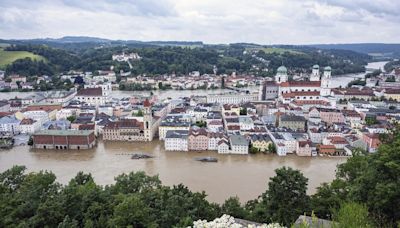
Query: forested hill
[
  {"left": 309, "top": 43, "right": 400, "bottom": 58},
  {"left": 1, "top": 42, "right": 370, "bottom": 77}
]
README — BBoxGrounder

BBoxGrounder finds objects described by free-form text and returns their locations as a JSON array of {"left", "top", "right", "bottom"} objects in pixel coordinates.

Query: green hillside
[
  {"left": 0, "top": 48, "right": 46, "bottom": 69},
  {"left": 246, "top": 47, "right": 304, "bottom": 55}
]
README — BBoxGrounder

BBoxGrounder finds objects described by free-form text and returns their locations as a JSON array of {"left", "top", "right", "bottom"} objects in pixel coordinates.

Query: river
[
  {"left": 0, "top": 61, "right": 387, "bottom": 203},
  {"left": 0, "top": 140, "right": 346, "bottom": 203}
]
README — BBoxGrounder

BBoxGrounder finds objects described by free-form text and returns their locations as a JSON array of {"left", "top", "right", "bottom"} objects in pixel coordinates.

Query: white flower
[{"left": 190, "top": 215, "right": 286, "bottom": 228}]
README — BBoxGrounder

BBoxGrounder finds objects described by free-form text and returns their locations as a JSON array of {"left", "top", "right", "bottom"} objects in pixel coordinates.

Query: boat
[
  {"left": 194, "top": 157, "right": 218, "bottom": 162},
  {"left": 131, "top": 154, "right": 154, "bottom": 159}
]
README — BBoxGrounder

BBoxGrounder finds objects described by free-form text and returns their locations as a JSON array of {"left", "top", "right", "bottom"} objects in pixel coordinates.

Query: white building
[
  {"left": 19, "top": 118, "right": 41, "bottom": 134},
  {"left": 23, "top": 110, "right": 50, "bottom": 126},
  {"left": 75, "top": 87, "right": 108, "bottom": 106},
  {"left": 164, "top": 130, "right": 189, "bottom": 151},
  {"left": 56, "top": 109, "right": 76, "bottom": 120},
  {"left": 217, "top": 140, "right": 230, "bottom": 154},
  {"left": 0, "top": 116, "right": 21, "bottom": 134},
  {"left": 207, "top": 92, "right": 259, "bottom": 104},
  {"left": 229, "top": 135, "right": 249, "bottom": 154}
]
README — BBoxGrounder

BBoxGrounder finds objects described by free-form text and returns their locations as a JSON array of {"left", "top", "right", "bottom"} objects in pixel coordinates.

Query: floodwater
[
  {"left": 0, "top": 140, "right": 346, "bottom": 203},
  {"left": 0, "top": 61, "right": 387, "bottom": 203}
]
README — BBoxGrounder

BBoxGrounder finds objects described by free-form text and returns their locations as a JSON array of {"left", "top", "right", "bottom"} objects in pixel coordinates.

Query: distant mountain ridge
[{"left": 307, "top": 43, "right": 400, "bottom": 56}]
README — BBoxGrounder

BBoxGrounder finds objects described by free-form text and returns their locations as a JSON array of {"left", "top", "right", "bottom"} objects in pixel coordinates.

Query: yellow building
[
  {"left": 384, "top": 89, "right": 400, "bottom": 101},
  {"left": 250, "top": 134, "right": 273, "bottom": 152}
]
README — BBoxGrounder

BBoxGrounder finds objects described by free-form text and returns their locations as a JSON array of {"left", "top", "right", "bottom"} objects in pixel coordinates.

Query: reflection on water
[{"left": 0, "top": 140, "right": 346, "bottom": 203}]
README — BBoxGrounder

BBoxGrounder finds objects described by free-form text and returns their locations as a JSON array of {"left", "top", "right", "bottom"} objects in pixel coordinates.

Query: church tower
[
  {"left": 321, "top": 66, "right": 332, "bottom": 96},
  {"left": 310, "top": 65, "right": 320, "bottom": 81},
  {"left": 275, "top": 66, "right": 288, "bottom": 84},
  {"left": 143, "top": 99, "right": 153, "bottom": 141}
]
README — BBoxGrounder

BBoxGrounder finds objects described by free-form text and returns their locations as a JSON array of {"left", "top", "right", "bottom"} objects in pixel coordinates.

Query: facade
[
  {"left": 259, "top": 81, "right": 279, "bottom": 100},
  {"left": 249, "top": 134, "right": 272, "bottom": 152},
  {"left": 270, "top": 65, "right": 332, "bottom": 101},
  {"left": 217, "top": 140, "right": 230, "bottom": 154},
  {"left": 229, "top": 135, "right": 249, "bottom": 154},
  {"left": 164, "top": 130, "right": 189, "bottom": 151},
  {"left": 32, "top": 130, "right": 96, "bottom": 150},
  {"left": 208, "top": 132, "right": 228, "bottom": 151},
  {"left": 296, "top": 140, "right": 313, "bottom": 156},
  {"left": 75, "top": 88, "right": 107, "bottom": 106},
  {"left": 278, "top": 115, "right": 307, "bottom": 130},
  {"left": 159, "top": 115, "right": 191, "bottom": 140},
  {"left": 207, "top": 92, "right": 259, "bottom": 104},
  {"left": 188, "top": 128, "right": 208, "bottom": 151},
  {"left": 19, "top": 118, "right": 41, "bottom": 134},
  {"left": 0, "top": 116, "right": 20, "bottom": 134},
  {"left": 103, "top": 119, "right": 145, "bottom": 141}
]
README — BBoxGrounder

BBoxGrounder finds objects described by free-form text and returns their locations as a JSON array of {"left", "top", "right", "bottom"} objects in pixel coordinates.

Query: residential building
[{"left": 164, "top": 130, "right": 189, "bottom": 151}]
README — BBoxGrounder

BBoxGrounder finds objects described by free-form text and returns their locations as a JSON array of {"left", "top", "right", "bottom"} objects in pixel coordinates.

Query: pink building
[
  {"left": 362, "top": 133, "right": 381, "bottom": 153},
  {"left": 319, "top": 109, "right": 345, "bottom": 125},
  {"left": 188, "top": 128, "right": 209, "bottom": 151},
  {"left": 296, "top": 140, "right": 312, "bottom": 156}
]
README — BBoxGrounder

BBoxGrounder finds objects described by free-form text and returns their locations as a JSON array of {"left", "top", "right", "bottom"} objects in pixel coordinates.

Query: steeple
[
  {"left": 310, "top": 65, "right": 320, "bottom": 81},
  {"left": 275, "top": 66, "right": 288, "bottom": 83}
]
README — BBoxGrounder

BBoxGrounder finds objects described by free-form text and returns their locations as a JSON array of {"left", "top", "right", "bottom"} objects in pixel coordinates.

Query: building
[
  {"left": 19, "top": 118, "right": 41, "bottom": 134},
  {"left": 159, "top": 116, "right": 191, "bottom": 140},
  {"left": 296, "top": 140, "right": 313, "bottom": 156},
  {"left": 103, "top": 119, "right": 145, "bottom": 141},
  {"left": 272, "top": 65, "right": 332, "bottom": 101},
  {"left": 164, "top": 130, "right": 189, "bottom": 151},
  {"left": 32, "top": 130, "right": 96, "bottom": 150},
  {"left": 278, "top": 115, "right": 307, "bottom": 131},
  {"left": 207, "top": 92, "right": 259, "bottom": 104},
  {"left": 188, "top": 128, "right": 208, "bottom": 151},
  {"left": 229, "top": 135, "right": 249, "bottom": 154},
  {"left": 249, "top": 134, "right": 272, "bottom": 152},
  {"left": 259, "top": 81, "right": 279, "bottom": 100},
  {"left": 75, "top": 87, "right": 107, "bottom": 106},
  {"left": 208, "top": 132, "right": 228, "bottom": 151},
  {"left": 0, "top": 116, "right": 20, "bottom": 134}
]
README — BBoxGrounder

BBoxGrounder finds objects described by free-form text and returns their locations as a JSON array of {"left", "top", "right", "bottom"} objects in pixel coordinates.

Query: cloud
[{"left": 0, "top": 0, "right": 399, "bottom": 44}]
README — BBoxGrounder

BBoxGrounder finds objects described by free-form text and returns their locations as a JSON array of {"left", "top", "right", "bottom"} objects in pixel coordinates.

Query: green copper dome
[
  {"left": 324, "top": 66, "right": 332, "bottom": 71},
  {"left": 313, "top": 64, "right": 319, "bottom": 69},
  {"left": 277, "top": 66, "right": 287, "bottom": 73}
]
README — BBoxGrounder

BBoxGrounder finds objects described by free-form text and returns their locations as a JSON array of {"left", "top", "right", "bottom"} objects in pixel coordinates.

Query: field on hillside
[
  {"left": 246, "top": 47, "right": 304, "bottom": 55},
  {"left": 0, "top": 48, "right": 46, "bottom": 68}
]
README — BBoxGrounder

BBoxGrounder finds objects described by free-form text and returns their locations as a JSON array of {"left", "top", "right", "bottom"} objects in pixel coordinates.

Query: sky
[{"left": 0, "top": 0, "right": 399, "bottom": 44}]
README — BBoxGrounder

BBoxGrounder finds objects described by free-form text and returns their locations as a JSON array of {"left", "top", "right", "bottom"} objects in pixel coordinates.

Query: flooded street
[{"left": 0, "top": 140, "right": 346, "bottom": 203}]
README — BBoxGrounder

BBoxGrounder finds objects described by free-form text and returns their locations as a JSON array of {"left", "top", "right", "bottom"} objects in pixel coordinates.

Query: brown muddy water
[{"left": 0, "top": 140, "right": 346, "bottom": 203}]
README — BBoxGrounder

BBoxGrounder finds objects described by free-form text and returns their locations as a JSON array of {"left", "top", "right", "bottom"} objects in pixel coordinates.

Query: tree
[
  {"left": 66, "top": 116, "right": 76, "bottom": 123},
  {"left": 221, "top": 196, "right": 248, "bottom": 219},
  {"left": 267, "top": 143, "right": 276, "bottom": 153},
  {"left": 259, "top": 167, "right": 310, "bottom": 226},
  {"left": 333, "top": 202, "right": 373, "bottom": 228},
  {"left": 239, "top": 108, "right": 247, "bottom": 115},
  {"left": 110, "top": 195, "right": 155, "bottom": 228}
]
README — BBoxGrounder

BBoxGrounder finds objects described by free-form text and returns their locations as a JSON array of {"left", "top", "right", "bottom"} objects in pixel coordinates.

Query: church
[{"left": 259, "top": 65, "right": 332, "bottom": 103}]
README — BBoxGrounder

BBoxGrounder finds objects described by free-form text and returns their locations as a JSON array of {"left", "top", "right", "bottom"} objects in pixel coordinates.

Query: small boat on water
[
  {"left": 194, "top": 157, "right": 218, "bottom": 162},
  {"left": 131, "top": 154, "right": 154, "bottom": 159}
]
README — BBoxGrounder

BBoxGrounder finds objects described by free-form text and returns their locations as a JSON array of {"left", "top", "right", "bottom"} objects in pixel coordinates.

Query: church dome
[
  {"left": 324, "top": 66, "right": 332, "bottom": 71},
  {"left": 313, "top": 64, "right": 319, "bottom": 69},
  {"left": 277, "top": 66, "right": 287, "bottom": 73}
]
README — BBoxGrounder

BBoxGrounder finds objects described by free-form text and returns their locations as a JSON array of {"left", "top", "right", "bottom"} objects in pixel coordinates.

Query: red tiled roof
[
  {"left": 77, "top": 88, "right": 102, "bottom": 96},
  {"left": 280, "top": 81, "right": 321, "bottom": 87},
  {"left": 104, "top": 119, "right": 144, "bottom": 130},
  {"left": 282, "top": 91, "right": 321, "bottom": 98}
]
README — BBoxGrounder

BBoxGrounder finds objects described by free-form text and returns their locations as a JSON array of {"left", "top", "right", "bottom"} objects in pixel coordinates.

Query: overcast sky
[{"left": 0, "top": 0, "right": 399, "bottom": 44}]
